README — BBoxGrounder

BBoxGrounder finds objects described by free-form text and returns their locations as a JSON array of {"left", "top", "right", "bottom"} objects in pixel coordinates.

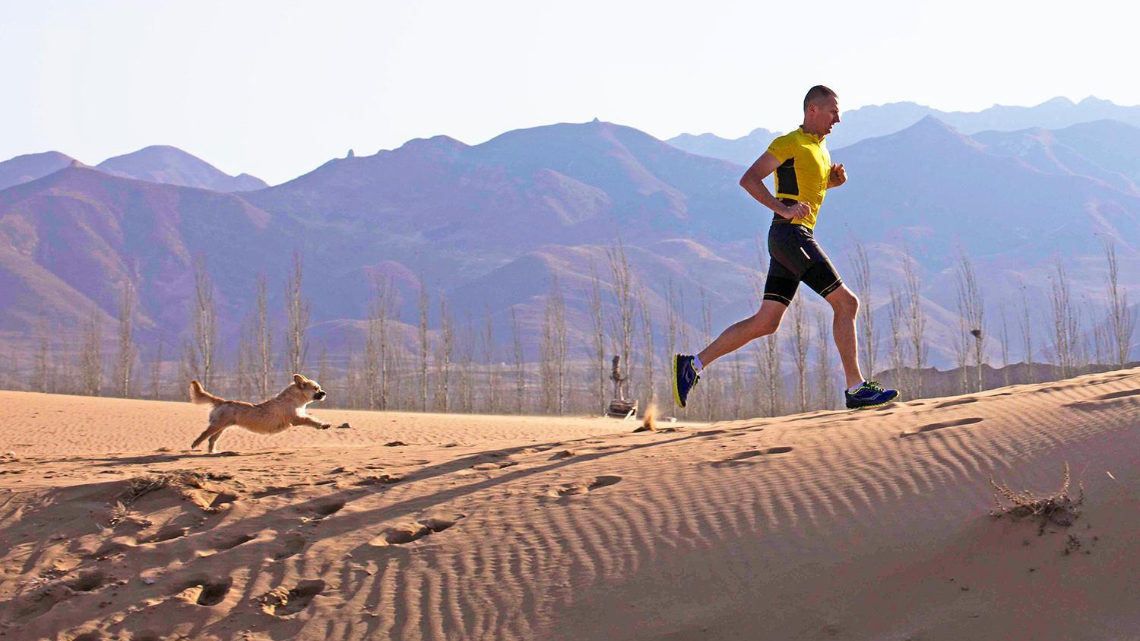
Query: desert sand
[{"left": 1, "top": 369, "right": 1139, "bottom": 640}]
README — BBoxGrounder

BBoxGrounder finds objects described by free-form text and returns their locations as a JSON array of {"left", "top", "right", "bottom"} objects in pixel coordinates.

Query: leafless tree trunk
[
  {"left": 607, "top": 241, "right": 636, "bottom": 398},
  {"left": 254, "top": 275, "right": 273, "bottom": 397},
  {"left": 33, "top": 307, "right": 50, "bottom": 393},
  {"left": 285, "top": 251, "right": 310, "bottom": 376},
  {"left": 1019, "top": 281, "right": 1034, "bottom": 383},
  {"left": 317, "top": 344, "right": 330, "bottom": 391},
  {"left": 115, "top": 282, "right": 136, "bottom": 397},
  {"left": 237, "top": 324, "right": 252, "bottom": 400},
  {"left": 365, "top": 292, "right": 382, "bottom": 409},
  {"left": 760, "top": 334, "right": 782, "bottom": 417},
  {"left": 511, "top": 305, "right": 525, "bottom": 414},
  {"left": 1104, "top": 239, "right": 1135, "bottom": 369},
  {"left": 729, "top": 353, "right": 744, "bottom": 418},
  {"left": 639, "top": 285, "right": 655, "bottom": 407},
  {"left": 954, "top": 253, "right": 985, "bottom": 392},
  {"left": 791, "top": 298, "right": 809, "bottom": 412},
  {"left": 887, "top": 285, "right": 907, "bottom": 397},
  {"left": 191, "top": 254, "right": 217, "bottom": 387},
  {"left": 589, "top": 258, "right": 607, "bottom": 414},
  {"left": 149, "top": 338, "right": 164, "bottom": 400},
  {"left": 1049, "top": 258, "right": 1079, "bottom": 379},
  {"left": 549, "top": 274, "right": 568, "bottom": 414},
  {"left": 540, "top": 304, "right": 555, "bottom": 414},
  {"left": 998, "top": 302, "right": 1011, "bottom": 387},
  {"left": 850, "top": 239, "right": 877, "bottom": 380},
  {"left": 483, "top": 305, "right": 498, "bottom": 413},
  {"left": 814, "top": 311, "right": 835, "bottom": 410},
  {"left": 81, "top": 303, "right": 103, "bottom": 396},
  {"left": 903, "top": 247, "right": 926, "bottom": 398},
  {"left": 458, "top": 316, "right": 475, "bottom": 414},
  {"left": 435, "top": 294, "right": 454, "bottom": 412},
  {"left": 419, "top": 278, "right": 430, "bottom": 412},
  {"left": 698, "top": 286, "right": 716, "bottom": 419}
]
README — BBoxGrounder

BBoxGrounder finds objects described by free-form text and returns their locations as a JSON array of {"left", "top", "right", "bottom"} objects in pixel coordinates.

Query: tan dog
[{"left": 189, "top": 374, "right": 332, "bottom": 453}]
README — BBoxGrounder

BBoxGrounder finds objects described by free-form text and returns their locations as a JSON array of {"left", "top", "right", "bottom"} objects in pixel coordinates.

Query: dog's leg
[
  {"left": 192, "top": 423, "right": 228, "bottom": 452},
  {"left": 206, "top": 427, "right": 228, "bottom": 454},
  {"left": 294, "top": 416, "right": 332, "bottom": 430}
]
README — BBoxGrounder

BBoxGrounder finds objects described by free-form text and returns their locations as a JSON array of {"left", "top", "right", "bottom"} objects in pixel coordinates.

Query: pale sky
[{"left": 3, "top": 0, "right": 1137, "bottom": 185}]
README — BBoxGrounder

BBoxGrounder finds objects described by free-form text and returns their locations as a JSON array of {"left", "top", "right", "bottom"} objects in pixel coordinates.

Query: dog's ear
[{"left": 293, "top": 374, "right": 305, "bottom": 386}]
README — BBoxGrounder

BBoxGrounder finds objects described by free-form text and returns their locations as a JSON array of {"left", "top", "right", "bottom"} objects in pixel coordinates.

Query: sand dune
[{"left": 2, "top": 370, "right": 1139, "bottom": 640}]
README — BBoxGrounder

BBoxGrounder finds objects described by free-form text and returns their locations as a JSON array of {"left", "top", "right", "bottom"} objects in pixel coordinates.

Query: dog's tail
[{"left": 189, "top": 380, "right": 225, "bottom": 407}]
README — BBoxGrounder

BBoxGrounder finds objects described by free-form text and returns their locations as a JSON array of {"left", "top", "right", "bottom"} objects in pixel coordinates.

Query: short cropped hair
[{"left": 804, "top": 85, "right": 838, "bottom": 112}]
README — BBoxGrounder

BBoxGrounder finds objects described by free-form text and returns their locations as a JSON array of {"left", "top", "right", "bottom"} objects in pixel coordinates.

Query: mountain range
[
  {"left": 1, "top": 100, "right": 1138, "bottom": 374},
  {"left": 669, "top": 96, "right": 1140, "bottom": 166}
]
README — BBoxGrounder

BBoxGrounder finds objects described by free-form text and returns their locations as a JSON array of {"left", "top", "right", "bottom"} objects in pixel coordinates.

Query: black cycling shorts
[{"left": 762, "top": 217, "right": 843, "bottom": 306}]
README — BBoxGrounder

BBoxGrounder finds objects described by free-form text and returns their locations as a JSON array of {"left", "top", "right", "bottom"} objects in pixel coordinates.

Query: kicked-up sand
[{"left": 1, "top": 369, "right": 1139, "bottom": 640}]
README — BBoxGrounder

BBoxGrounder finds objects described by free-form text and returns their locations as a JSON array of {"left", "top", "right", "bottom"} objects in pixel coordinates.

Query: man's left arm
[{"left": 828, "top": 163, "right": 847, "bottom": 188}]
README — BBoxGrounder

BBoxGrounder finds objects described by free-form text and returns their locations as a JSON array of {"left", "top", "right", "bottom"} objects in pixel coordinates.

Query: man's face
[{"left": 808, "top": 96, "right": 841, "bottom": 136}]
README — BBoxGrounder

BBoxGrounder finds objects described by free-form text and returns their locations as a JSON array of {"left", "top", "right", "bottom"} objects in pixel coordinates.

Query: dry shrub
[{"left": 989, "top": 462, "right": 1084, "bottom": 534}]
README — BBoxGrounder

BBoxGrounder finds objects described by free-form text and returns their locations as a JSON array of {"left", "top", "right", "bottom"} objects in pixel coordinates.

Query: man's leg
[
  {"left": 697, "top": 299, "right": 788, "bottom": 368},
  {"left": 824, "top": 285, "right": 863, "bottom": 388}
]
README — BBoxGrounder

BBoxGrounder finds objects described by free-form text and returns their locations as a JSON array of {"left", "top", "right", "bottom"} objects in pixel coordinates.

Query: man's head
[{"left": 803, "top": 85, "right": 840, "bottom": 137}]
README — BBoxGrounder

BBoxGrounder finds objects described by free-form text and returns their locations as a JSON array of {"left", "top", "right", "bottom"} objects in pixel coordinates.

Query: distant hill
[
  {"left": 96, "top": 145, "right": 268, "bottom": 192},
  {"left": 0, "top": 151, "right": 77, "bottom": 191},
  {"left": 0, "top": 117, "right": 1138, "bottom": 370},
  {"left": 666, "top": 127, "right": 781, "bottom": 167},
  {"left": 670, "top": 96, "right": 1140, "bottom": 162}
]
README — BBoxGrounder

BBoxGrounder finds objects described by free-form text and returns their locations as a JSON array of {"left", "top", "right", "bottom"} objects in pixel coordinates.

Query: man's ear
[{"left": 293, "top": 374, "right": 305, "bottom": 385}]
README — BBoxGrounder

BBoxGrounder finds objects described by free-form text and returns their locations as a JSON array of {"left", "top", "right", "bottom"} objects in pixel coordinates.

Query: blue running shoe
[
  {"left": 672, "top": 354, "right": 700, "bottom": 408},
  {"left": 845, "top": 380, "right": 899, "bottom": 409}
]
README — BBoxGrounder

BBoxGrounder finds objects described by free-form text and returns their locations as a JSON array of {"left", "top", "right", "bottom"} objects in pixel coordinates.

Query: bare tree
[
  {"left": 33, "top": 307, "right": 49, "bottom": 393},
  {"left": 639, "top": 285, "right": 655, "bottom": 406},
  {"left": 483, "top": 305, "right": 498, "bottom": 413},
  {"left": 148, "top": 338, "right": 164, "bottom": 400},
  {"left": 285, "top": 251, "right": 310, "bottom": 376},
  {"left": 550, "top": 274, "right": 568, "bottom": 414},
  {"left": 317, "top": 344, "right": 330, "bottom": 391},
  {"left": 375, "top": 279, "right": 397, "bottom": 410},
  {"left": 80, "top": 303, "right": 104, "bottom": 396},
  {"left": 814, "top": 311, "right": 835, "bottom": 410},
  {"left": 759, "top": 334, "right": 782, "bottom": 417},
  {"left": 254, "top": 275, "right": 273, "bottom": 397},
  {"left": 850, "top": 239, "right": 877, "bottom": 380},
  {"left": 419, "top": 278, "right": 430, "bottom": 412},
  {"left": 433, "top": 295, "right": 455, "bottom": 412},
  {"left": 1048, "top": 258, "right": 1079, "bottom": 379},
  {"left": 903, "top": 246, "right": 926, "bottom": 397},
  {"left": 954, "top": 252, "right": 985, "bottom": 392},
  {"left": 588, "top": 258, "right": 607, "bottom": 414},
  {"left": 1019, "top": 281, "right": 1034, "bottom": 383},
  {"left": 459, "top": 316, "right": 475, "bottom": 414},
  {"left": 511, "top": 305, "right": 525, "bottom": 414},
  {"left": 190, "top": 254, "right": 218, "bottom": 387},
  {"left": 887, "top": 285, "right": 907, "bottom": 397},
  {"left": 998, "top": 301, "right": 1011, "bottom": 387},
  {"left": 236, "top": 322, "right": 252, "bottom": 399},
  {"left": 365, "top": 296, "right": 381, "bottom": 409},
  {"left": 791, "top": 298, "right": 810, "bottom": 412},
  {"left": 114, "top": 282, "right": 136, "bottom": 397},
  {"left": 1104, "top": 239, "right": 1135, "bottom": 369},
  {"left": 607, "top": 241, "right": 636, "bottom": 397}
]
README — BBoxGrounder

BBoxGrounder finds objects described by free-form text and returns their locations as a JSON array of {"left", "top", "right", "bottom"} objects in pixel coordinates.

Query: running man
[{"left": 673, "top": 85, "right": 898, "bottom": 411}]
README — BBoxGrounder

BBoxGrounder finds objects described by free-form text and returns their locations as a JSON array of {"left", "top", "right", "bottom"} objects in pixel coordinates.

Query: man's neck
[{"left": 801, "top": 123, "right": 826, "bottom": 138}]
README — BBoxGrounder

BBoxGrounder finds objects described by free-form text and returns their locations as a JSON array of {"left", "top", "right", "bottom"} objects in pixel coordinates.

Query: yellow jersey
[{"left": 765, "top": 127, "right": 831, "bottom": 229}]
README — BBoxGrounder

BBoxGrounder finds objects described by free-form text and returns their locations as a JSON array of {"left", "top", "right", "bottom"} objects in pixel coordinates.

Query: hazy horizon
[{"left": 5, "top": 1, "right": 1140, "bottom": 184}]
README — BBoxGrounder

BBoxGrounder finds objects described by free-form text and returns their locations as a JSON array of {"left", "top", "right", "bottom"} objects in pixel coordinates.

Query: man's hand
[
  {"left": 828, "top": 163, "right": 847, "bottom": 188},
  {"left": 781, "top": 201, "right": 810, "bottom": 220}
]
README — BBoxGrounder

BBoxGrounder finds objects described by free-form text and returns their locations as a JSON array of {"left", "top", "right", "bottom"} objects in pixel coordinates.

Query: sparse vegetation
[{"left": 989, "top": 463, "right": 1084, "bottom": 535}]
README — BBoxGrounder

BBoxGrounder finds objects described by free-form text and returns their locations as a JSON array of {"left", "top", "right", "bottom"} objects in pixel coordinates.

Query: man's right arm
[{"left": 739, "top": 152, "right": 809, "bottom": 220}]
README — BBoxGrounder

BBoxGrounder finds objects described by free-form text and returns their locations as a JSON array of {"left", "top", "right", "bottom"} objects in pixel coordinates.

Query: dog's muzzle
[{"left": 314, "top": 391, "right": 327, "bottom": 401}]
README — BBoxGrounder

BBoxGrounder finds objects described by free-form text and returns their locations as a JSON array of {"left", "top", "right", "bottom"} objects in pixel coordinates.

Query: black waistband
[{"left": 772, "top": 198, "right": 799, "bottom": 225}]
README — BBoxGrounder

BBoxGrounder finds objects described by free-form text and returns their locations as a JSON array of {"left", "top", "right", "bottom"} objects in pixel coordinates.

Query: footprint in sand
[
  {"left": 547, "top": 475, "right": 623, "bottom": 498},
  {"left": 145, "top": 525, "right": 188, "bottom": 544},
  {"left": 260, "top": 580, "right": 326, "bottom": 616},
  {"left": 901, "top": 417, "right": 983, "bottom": 437},
  {"left": 368, "top": 516, "right": 465, "bottom": 547},
  {"left": 1066, "top": 389, "right": 1140, "bottom": 410},
  {"left": 273, "top": 532, "right": 306, "bottom": 560},
  {"left": 175, "top": 576, "right": 233, "bottom": 607},
  {"left": 310, "top": 500, "right": 345, "bottom": 519},
  {"left": 936, "top": 397, "right": 979, "bottom": 409},
  {"left": 711, "top": 447, "right": 793, "bottom": 467},
  {"left": 471, "top": 460, "right": 518, "bottom": 471}
]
